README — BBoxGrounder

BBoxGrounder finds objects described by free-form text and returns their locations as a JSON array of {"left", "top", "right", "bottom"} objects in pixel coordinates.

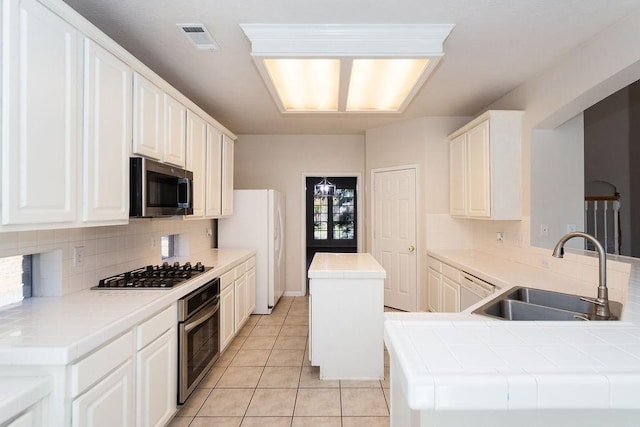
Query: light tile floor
[{"left": 169, "top": 296, "right": 391, "bottom": 427}]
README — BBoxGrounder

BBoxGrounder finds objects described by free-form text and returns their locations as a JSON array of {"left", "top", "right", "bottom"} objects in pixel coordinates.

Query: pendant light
[{"left": 314, "top": 177, "right": 336, "bottom": 197}]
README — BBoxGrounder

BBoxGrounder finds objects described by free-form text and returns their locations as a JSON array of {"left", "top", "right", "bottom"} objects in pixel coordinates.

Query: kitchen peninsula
[
  {"left": 385, "top": 248, "right": 640, "bottom": 427},
  {"left": 308, "top": 252, "right": 386, "bottom": 380}
]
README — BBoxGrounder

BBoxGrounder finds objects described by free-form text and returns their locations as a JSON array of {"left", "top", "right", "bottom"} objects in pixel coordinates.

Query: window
[
  {"left": 161, "top": 235, "right": 177, "bottom": 260},
  {"left": 0, "top": 255, "right": 32, "bottom": 308}
]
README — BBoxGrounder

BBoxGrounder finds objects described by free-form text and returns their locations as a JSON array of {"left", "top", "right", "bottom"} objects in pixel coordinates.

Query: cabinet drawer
[
  {"left": 441, "top": 262, "right": 461, "bottom": 282},
  {"left": 70, "top": 331, "right": 134, "bottom": 398},
  {"left": 427, "top": 257, "right": 442, "bottom": 272},
  {"left": 247, "top": 256, "right": 256, "bottom": 269},
  {"left": 136, "top": 304, "right": 177, "bottom": 350},
  {"left": 234, "top": 262, "right": 247, "bottom": 277},
  {"left": 220, "top": 270, "right": 235, "bottom": 290}
]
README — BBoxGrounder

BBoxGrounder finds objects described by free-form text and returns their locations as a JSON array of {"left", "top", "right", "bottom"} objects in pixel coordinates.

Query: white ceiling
[{"left": 62, "top": 0, "right": 640, "bottom": 135}]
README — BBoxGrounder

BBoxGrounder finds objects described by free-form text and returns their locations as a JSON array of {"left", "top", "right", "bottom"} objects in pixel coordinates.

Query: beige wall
[
  {"left": 233, "top": 134, "right": 365, "bottom": 296},
  {"left": 365, "top": 116, "right": 469, "bottom": 310},
  {"left": 484, "top": 8, "right": 640, "bottom": 251}
]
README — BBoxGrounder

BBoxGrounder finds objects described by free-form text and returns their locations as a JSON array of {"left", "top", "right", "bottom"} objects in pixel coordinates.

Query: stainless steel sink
[{"left": 473, "top": 286, "right": 622, "bottom": 321}]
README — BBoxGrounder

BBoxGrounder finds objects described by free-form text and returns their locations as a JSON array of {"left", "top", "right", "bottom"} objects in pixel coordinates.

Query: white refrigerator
[{"left": 218, "top": 189, "right": 285, "bottom": 314}]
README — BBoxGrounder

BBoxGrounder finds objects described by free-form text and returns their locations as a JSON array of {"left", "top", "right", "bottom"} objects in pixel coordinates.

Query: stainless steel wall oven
[{"left": 177, "top": 277, "right": 220, "bottom": 404}]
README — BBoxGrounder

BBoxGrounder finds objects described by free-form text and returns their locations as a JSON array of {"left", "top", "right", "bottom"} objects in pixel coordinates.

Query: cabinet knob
[{"left": 409, "top": 245, "right": 415, "bottom": 252}]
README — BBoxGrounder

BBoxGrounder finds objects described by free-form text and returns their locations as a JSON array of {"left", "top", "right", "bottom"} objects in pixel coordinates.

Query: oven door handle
[{"left": 184, "top": 300, "right": 219, "bottom": 333}]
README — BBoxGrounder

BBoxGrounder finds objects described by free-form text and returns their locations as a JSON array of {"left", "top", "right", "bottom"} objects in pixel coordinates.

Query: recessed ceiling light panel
[
  {"left": 240, "top": 24, "right": 454, "bottom": 113},
  {"left": 264, "top": 59, "right": 340, "bottom": 111}
]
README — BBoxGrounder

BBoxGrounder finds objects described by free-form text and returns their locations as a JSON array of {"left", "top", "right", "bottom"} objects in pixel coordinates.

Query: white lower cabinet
[
  {"left": 246, "top": 263, "right": 256, "bottom": 315},
  {"left": 219, "top": 256, "right": 256, "bottom": 352},
  {"left": 220, "top": 277, "right": 235, "bottom": 352},
  {"left": 5, "top": 398, "right": 47, "bottom": 427},
  {"left": 72, "top": 360, "right": 135, "bottom": 427},
  {"left": 234, "top": 273, "right": 247, "bottom": 334},
  {"left": 135, "top": 306, "right": 177, "bottom": 427},
  {"left": 70, "top": 305, "right": 177, "bottom": 427},
  {"left": 427, "top": 256, "right": 461, "bottom": 313}
]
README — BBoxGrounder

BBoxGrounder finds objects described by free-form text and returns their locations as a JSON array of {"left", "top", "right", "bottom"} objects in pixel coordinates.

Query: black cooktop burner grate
[{"left": 93, "top": 261, "right": 210, "bottom": 289}]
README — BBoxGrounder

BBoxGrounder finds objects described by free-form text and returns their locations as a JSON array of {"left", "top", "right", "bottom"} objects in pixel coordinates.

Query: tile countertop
[
  {"left": 0, "top": 248, "right": 255, "bottom": 366},
  {"left": 308, "top": 252, "right": 386, "bottom": 279},
  {"left": 384, "top": 249, "right": 640, "bottom": 411}
]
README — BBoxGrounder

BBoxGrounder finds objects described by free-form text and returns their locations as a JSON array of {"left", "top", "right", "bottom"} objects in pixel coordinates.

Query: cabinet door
[
  {"left": 186, "top": 111, "right": 207, "bottom": 218},
  {"left": 466, "top": 120, "right": 491, "bottom": 218},
  {"left": 136, "top": 328, "right": 177, "bottom": 427},
  {"left": 133, "top": 73, "right": 163, "bottom": 160},
  {"left": 83, "top": 39, "right": 132, "bottom": 223},
  {"left": 205, "top": 126, "right": 222, "bottom": 217},
  {"left": 220, "top": 285, "right": 235, "bottom": 351},
  {"left": 221, "top": 135, "right": 235, "bottom": 217},
  {"left": 427, "top": 268, "right": 441, "bottom": 312},
  {"left": 163, "top": 95, "right": 186, "bottom": 167},
  {"left": 246, "top": 266, "right": 256, "bottom": 315},
  {"left": 442, "top": 276, "right": 461, "bottom": 313},
  {"left": 234, "top": 273, "right": 247, "bottom": 333},
  {"left": 72, "top": 360, "right": 135, "bottom": 427},
  {"left": 2, "top": 0, "right": 80, "bottom": 225},
  {"left": 449, "top": 134, "right": 467, "bottom": 216}
]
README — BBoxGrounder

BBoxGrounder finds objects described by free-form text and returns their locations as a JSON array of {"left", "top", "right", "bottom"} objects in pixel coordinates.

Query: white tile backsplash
[{"left": 0, "top": 218, "right": 216, "bottom": 296}]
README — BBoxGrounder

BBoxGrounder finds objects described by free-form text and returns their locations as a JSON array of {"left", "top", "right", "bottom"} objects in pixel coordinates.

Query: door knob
[{"left": 409, "top": 245, "right": 415, "bottom": 252}]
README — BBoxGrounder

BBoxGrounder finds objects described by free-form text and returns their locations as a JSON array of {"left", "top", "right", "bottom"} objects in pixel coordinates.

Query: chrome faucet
[{"left": 552, "top": 231, "right": 612, "bottom": 319}]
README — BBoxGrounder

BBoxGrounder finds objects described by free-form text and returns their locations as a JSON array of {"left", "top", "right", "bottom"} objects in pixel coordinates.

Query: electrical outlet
[
  {"left": 73, "top": 246, "right": 85, "bottom": 267},
  {"left": 496, "top": 231, "right": 504, "bottom": 242},
  {"left": 151, "top": 237, "right": 157, "bottom": 249},
  {"left": 206, "top": 228, "right": 213, "bottom": 237},
  {"left": 540, "top": 224, "right": 549, "bottom": 236}
]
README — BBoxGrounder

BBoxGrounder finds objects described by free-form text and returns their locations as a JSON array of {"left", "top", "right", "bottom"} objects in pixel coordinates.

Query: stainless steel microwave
[{"left": 130, "top": 157, "right": 194, "bottom": 217}]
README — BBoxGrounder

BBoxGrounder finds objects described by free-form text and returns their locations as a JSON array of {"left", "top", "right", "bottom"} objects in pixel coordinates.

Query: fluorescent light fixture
[
  {"left": 240, "top": 24, "right": 454, "bottom": 113},
  {"left": 347, "top": 58, "right": 430, "bottom": 111},
  {"left": 264, "top": 59, "right": 340, "bottom": 111}
]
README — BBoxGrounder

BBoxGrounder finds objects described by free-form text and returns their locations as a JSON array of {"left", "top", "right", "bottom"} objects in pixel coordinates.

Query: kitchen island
[
  {"left": 308, "top": 252, "right": 386, "bottom": 380},
  {"left": 385, "top": 248, "right": 640, "bottom": 426}
]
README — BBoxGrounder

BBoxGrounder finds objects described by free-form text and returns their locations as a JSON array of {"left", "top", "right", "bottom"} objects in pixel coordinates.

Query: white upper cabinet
[
  {"left": 82, "top": 38, "right": 132, "bottom": 223},
  {"left": 221, "top": 135, "right": 235, "bottom": 217},
  {"left": 133, "top": 73, "right": 163, "bottom": 161},
  {"left": 206, "top": 125, "right": 223, "bottom": 218},
  {"left": 163, "top": 95, "right": 187, "bottom": 167},
  {"left": 2, "top": 0, "right": 81, "bottom": 225},
  {"left": 186, "top": 111, "right": 208, "bottom": 218},
  {"left": 448, "top": 110, "right": 523, "bottom": 220},
  {"left": 133, "top": 73, "right": 188, "bottom": 168}
]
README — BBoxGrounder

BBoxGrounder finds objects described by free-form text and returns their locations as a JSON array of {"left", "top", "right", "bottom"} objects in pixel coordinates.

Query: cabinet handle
[{"left": 409, "top": 245, "right": 415, "bottom": 252}]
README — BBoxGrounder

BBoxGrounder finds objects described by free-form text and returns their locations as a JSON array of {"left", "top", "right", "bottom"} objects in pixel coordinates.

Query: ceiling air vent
[{"left": 177, "top": 23, "right": 219, "bottom": 50}]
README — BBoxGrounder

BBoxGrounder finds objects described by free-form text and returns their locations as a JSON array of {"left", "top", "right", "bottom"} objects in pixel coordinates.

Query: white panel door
[
  {"left": 373, "top": 168, "right": 417, "bottom": 311},
  {"left": 133, "top": 73, "right": 163, "bottom": 160},
  {"left": 221, "top": 135, "right": 234, "bottom": 217},
  {"left": 163, "top": 95, "right": 186, "bottom": 167},
  {"left": 3, "top": 0, "right": 80, "bottom": 225},
  {"left": 186, "top": 111, "right": 207, "bottom": 218},
  {"left": 83, "top": 38, "right": 131, "bottom": 223},
  {"left": 136, "top": 328, "right": 176, "bottom": 427},
  {"left": 466, "top": 120, "right": 491, "bottom": 217},
  {"left": 205, "top": 125, "right": 222, "bottom": 217}
]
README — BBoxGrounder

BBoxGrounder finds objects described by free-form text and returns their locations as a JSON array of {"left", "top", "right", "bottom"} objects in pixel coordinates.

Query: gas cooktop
[{"left": 92, "top": 261, "right": 212, "bottom": 289}]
